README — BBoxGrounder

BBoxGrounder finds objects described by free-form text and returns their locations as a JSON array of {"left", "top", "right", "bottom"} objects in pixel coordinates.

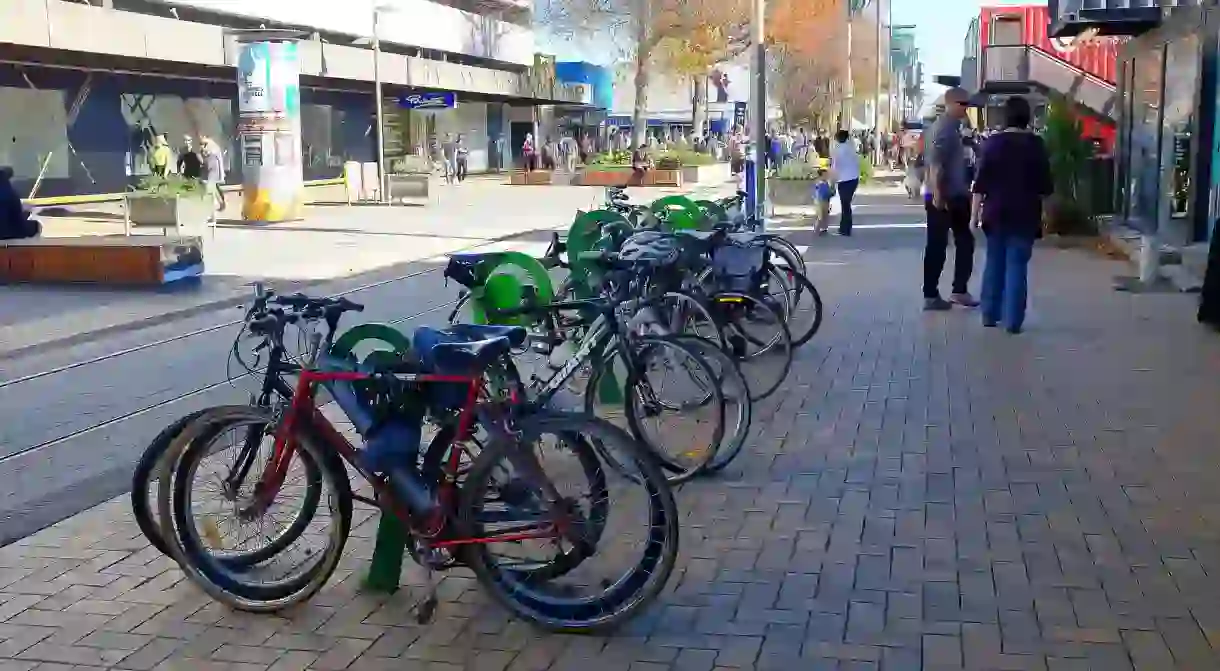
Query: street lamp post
[
  {"left": 372, "top": 7, "right": 387, "bottom": 203},
  {"left": 751, "top": 0, "right": 766, "bottom": 221},
  {"left": 873, "top": 0, "right": 881, "bottom": 165}
]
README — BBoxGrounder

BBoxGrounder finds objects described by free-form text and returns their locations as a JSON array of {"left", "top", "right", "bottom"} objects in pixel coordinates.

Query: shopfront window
[
  {"left": 1128, "top": 44, "right": 1165, "bottom": 228},
  {"left": 119, "top": 92, "right": 233, "bottom": 180},
  {"left": 1160, "top": 35, "right": 1200, "bottom": 231},
  {"left": 0, "top": 86, "right": 69, "bottom": 185}
]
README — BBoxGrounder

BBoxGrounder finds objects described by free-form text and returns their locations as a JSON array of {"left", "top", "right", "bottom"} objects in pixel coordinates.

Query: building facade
[
  {"left": 1046, "top": 0, "right": 1220, "bottom": 328},
  {"left": 1, "top": 0, "right": 581, "bottom": 199}
]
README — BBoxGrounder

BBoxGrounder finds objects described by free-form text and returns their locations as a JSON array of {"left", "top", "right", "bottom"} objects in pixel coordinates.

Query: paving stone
[{"left": 1, "top": 205, "right": 1219, "bottom": 669}]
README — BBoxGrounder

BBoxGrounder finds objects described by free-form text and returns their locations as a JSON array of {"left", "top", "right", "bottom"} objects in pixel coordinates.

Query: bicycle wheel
[
  {"left": 667, "top": 334, "right": 753, "bottom": 473},
  {"left": 164, "top": 407, "right": 352, "bottom": 610},
  {"left": 584, "top": 335, "right": 726, "bottom": 484},
  {"left": 132, "top": 409, "right": 209, "bottom": 556},
  {"left": 420, "top": 357, "right": 610, "bottom": 581},
  {"left": 710, "top": 292, "right": 794, "bottom": 402},
  {"left": 764, "top": 236, "right": 804, "bottom": 275},
  {"left": 459, "top": 411, "right": 679, "bottom": 633},
  {"left": 778, "top": 267, "right": 824, "bottom": 347},
  {"left": 135, "top": 409, "right": 323, "bottom": 565}
]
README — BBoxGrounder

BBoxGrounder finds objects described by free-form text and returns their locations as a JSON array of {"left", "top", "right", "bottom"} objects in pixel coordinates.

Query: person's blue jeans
[
  {"left": 981, "top": 232, "right": 1035, "bottom": 331},
  {"left": 837, "top": 178, "right": 859, "bottom": 235}
]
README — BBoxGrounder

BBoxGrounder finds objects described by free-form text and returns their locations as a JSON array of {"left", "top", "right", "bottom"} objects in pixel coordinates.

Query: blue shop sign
[{"left": 398, "top": 92, "right": 457, "bottom": 110}]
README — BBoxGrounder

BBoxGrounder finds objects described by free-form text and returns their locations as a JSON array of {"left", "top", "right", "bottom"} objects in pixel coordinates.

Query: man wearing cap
[{"left": 922, "top": 87, "right": 979, "bottom": 311}]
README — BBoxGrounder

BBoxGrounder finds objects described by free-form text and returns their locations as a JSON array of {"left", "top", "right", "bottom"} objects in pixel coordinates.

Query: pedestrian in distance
[
  {"left": 0, "top": 167, "right": 40, "bottom": 241},
  {"left": 451, "top": 134, "right": 463, "bottom": 184},
  {"left": 522, "top": 133, "right": 536, "bottom": 173},
  {"left": 441, "top": 133, "right": 457, "bottom": 185},
  {"left": 177, "top": 136, "right": 203, "bottom": 180},
  {"left": 922, "top": 86, "right": 979, "bottom": 311},
  {"left": 829, "top": 129, "right": 860, "bottom": 236},
  {"left": 811, "top": 168, "right": 834, "bottom": 236},
  {"left": 970, "top": 95, "right": 1053, "bottom": 334},
  {"left": 200, "top": 137, "right": 227, "bottom": 219}
]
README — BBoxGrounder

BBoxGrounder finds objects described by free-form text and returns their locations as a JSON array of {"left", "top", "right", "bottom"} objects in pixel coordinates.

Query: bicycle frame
[{"left": 253, "top": 366, "right": 564, "bottom": 548}]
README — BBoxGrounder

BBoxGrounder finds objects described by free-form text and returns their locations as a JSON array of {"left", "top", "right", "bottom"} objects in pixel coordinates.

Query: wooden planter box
[
  {"left": 769, "top": 179, "right": 816, "bottom": 206},
  {"left": 0, "top": 235, "right": 204, "bottom": 285},
  {"left": 681, "top": 163, "right": 731, "bottom": 184},
  {"left": 387, "top": 173, "right": 433, "bottom": 201},
  {"left": 508, "top": 170, "right": 553, "bottom": 185},
  {"left": 578, "top": 168, "right": 682, "bottom": 187},
  {"left": 126, "top": 194, "right": 212, "bottom": 234}
]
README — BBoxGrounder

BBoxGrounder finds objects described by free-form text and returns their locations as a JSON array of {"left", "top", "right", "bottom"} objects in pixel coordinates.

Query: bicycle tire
[
  {"left": 420, "top": 357, "right": 611, "bottom": 581},
  {"left": 136, "top": 408, "right": 324, "bottom": 570},
  {"left": 584, "top": 335, "right": 726, "bottom": 484},
  {"left": 711, "top": 292, "right": 794, "bottom": 402},
  {"left": 459, "top": 411, "right": 679, "bottom": 633},
  {"left": 131, "top": 409, "right": 210, "bottom": 556},
  {"left": 779, "top": 267, "right": 824, "bottom": 347},
  {"left": 162, "top": 407, "right": 351, "bottom": 610},
  {"left": 667, "top": 334, "right": 753, "bottom": 474}
]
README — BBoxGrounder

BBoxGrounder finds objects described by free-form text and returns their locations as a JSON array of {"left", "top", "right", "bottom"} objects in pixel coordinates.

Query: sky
[
  {"left": 538, "top": 0, "right": 1049, "bottom": 101},
  {"left": 895, "top": 0, "right": 1046, "bottom": 99}
]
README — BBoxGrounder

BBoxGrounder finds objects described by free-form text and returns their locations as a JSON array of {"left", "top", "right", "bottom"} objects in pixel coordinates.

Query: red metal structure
[
  {"left": 972, "top": 4, "right": 1121, "bottom": 152},
  {"left": 979, "top": 5, "right": 1120, "bottom": 83}
]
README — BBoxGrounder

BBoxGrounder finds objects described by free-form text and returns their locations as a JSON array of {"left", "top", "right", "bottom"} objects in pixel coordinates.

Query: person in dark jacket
[
  {"left": 0, "top": 167, "right": 40, "bottom": 240},
  {"left": 970, "top": 96, "right": 1053, "bottom": 334}
]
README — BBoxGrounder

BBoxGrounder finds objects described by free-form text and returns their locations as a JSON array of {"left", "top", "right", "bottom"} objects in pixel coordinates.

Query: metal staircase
[{"left": 982, "top": 44, "right": 1117, "bottom": 118}]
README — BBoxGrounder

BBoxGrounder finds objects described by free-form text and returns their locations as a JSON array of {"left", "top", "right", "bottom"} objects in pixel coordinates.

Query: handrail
[{"left": 983, "top": 43, "right": 1116, "bottom": 89}]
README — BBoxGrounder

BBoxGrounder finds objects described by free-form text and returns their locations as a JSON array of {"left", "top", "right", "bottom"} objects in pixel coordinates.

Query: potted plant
[
  {"left": 386, "top": 156, "right": 436, "bottom": 200},
  {"left": 1042, "top": 96, "right": 1099, "bottom": 241},
  {"left": 768, "top": 159, "right": 822, "bottom": 206},
  {"left": 126, "top": 175, "right": 213, "bottom": 232},
  {"left": 577, "top": 149, "right": 682, "bottom": 187}
]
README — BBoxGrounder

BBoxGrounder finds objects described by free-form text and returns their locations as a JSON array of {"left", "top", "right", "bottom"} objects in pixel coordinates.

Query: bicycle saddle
[{"left": 413, "top": 324, "right": 526, "bottom": 375}]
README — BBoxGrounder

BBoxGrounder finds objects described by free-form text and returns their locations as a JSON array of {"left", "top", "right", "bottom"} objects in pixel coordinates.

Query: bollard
[{"left": 744, "top": 157, "right": 757, "bottom": 222}]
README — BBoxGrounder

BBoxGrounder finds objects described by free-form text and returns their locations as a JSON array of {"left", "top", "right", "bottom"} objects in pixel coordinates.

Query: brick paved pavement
[{"left": 3, "top": 199, "right": 1220, "bottom": 670}]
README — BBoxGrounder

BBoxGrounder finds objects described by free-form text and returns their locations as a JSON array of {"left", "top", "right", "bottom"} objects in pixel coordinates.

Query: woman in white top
[{"left": 830, "top": 129, "right": 861, "bottom": 236}]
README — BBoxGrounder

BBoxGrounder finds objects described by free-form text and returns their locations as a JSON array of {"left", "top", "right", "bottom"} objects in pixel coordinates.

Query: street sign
[{"left": 397, "top": 92, "right": 457, "bottom": 110}]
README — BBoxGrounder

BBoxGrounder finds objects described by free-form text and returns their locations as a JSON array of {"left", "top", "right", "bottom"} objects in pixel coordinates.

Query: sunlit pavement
[{"left": 2, "top": 192, "right": 1220, "bottom": 670}]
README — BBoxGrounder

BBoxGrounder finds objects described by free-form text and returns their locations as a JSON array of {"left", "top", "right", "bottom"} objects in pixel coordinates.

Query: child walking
[{"left": 812, "top": 168, "right": 834, "bottom": 235}]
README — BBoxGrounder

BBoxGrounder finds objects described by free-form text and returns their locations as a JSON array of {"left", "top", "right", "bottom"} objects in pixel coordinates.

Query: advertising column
[{"left": 236, "top": 36, "right": 303, "bottom": 222}]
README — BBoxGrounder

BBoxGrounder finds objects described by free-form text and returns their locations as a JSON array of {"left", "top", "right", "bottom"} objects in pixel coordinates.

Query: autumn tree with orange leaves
[{"left": 537, "top": 0, "right": 863, "bottom": 140}]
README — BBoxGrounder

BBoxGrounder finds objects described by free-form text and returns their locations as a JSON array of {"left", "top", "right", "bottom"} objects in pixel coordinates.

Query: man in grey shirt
[{"left": 922, "top": 87, "right": 979, "bottom": 311}]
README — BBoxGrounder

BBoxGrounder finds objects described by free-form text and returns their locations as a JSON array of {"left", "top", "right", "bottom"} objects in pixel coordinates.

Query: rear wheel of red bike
[
  {"left": 458, "top": 411, "right": 678, "bottom": 633},
  {"left": 168, "top": 410, "right": 352, "bottom": 611}
]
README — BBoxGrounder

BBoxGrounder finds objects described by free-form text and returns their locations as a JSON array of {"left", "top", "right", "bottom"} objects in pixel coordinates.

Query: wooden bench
[{"left": 0, "top": 235, "right": 204, "bottom": 285}]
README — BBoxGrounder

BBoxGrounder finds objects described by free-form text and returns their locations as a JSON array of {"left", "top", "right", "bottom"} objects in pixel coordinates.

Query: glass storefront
[
  {"left": 383, "top": 100, "right": 498, "bottom": 173},
  {"left": 1160, "top": 35, "right": 1201, "bottom": 232},
  {"left": 0, "top": 64, "right": 375, "bottom": 199},
  {"left": 1126, "top": 44, "right": 1165, "bottom": 229}
]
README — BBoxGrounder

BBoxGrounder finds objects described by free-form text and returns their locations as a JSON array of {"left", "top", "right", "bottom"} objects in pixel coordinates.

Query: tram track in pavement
[{"left": 0, "top": 227, "right": 559, "bottom": 544}]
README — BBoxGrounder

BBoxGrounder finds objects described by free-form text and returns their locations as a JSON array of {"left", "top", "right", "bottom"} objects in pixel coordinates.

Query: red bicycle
[{"left": 157, "top": 298, "right": 680, "bottom": 633}]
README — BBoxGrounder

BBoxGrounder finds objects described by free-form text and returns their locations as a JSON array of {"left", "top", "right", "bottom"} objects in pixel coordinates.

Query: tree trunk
[
  {"left": 691, "top": 75, "right": 708, "bottom": 139},
  {"left": 632, "top": 43, "right": 651, "bottom": 148}
]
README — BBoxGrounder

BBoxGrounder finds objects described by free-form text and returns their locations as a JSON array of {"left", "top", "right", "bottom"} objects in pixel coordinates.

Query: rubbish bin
[{"left": 343, "top": 161, "right": 363, "bottom": 204}]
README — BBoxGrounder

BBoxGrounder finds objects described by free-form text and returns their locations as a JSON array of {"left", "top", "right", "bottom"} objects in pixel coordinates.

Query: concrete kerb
[{"left": 0, "top": 225, "right": 565, "bottom": 362}]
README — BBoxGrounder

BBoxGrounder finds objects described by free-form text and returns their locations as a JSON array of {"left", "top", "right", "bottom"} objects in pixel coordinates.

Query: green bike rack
[
  {"left": 567, "top": 210, "right": 630, "bottom": 293},
  {"left": 362, "top": 252, "right": 555, "bottom": 594},
  {"left": 323, "top": 323, "right": 421, "bottom": 594},
  {"left": 694, "top": 199, "right": 728, "bottom": 226},
  {"left": 650, "top": 195, "right": 708, "bottom": 232}
]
